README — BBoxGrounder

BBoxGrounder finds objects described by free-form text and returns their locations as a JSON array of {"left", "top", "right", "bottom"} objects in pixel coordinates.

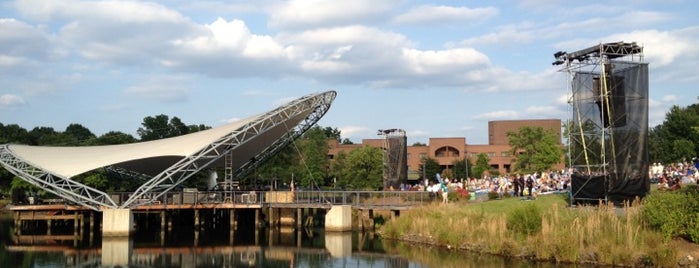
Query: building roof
[
  {"left": 5, "top": 115, "right": 259, "bottom": 178},
  {"left": 2, "top": 91, "right": 336, "bottom": 180}
]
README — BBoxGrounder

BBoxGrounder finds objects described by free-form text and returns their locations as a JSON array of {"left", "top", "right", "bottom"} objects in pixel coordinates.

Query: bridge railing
[
  {"left": 38, "top": 190, "right": 437, "bottom": 208},
  {"left": 288, "top": 190, "right": 434, "bottom": 208}
]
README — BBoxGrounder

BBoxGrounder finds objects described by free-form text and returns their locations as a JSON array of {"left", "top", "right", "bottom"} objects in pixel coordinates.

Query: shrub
[
  {"left": 506, "top": 203, "right": 542, "bottom": 235},
  {"left": 642, "top": 184, "right": 699, "bottom": 242},
  {"left": 449, "top": 188, "right": 470, "bottom": 202}
]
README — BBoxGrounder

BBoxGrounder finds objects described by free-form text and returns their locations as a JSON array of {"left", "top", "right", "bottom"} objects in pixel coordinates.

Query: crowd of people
[
  {"left": 401, "top": 169, "right": 573, "bottom": 201},
  {"left": 398, "top": 158, "right": 699, "bottom": 200},
  {"left": 650, "top": 159, "right": 698, "bottom": 191}
]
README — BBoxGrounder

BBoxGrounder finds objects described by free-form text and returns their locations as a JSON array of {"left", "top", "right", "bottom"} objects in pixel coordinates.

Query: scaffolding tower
[
  {"left": 553, "top": 42, "right": 650, "bottom": 204},
  {"left": 377, "top": 129, "right": 408, "bottom": 190}
]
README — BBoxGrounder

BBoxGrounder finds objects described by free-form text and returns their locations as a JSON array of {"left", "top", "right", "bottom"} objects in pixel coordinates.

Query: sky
[{"left": 1, "top": 0, "right": 697, "bottom": 145}]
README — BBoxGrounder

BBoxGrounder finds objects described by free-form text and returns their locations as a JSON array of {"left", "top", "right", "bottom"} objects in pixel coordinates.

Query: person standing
[
  {"left": 440, "top": 181, "right": 449, "bottom": 204},
  {"left": 517, "top": 174, "right": 525, "bottom": 197},
  {"left": 513, "top": 174, "right": 520, "bottom": 197},
  {"left": 526, "top": 175, "right": 535, "bottom": 197}
]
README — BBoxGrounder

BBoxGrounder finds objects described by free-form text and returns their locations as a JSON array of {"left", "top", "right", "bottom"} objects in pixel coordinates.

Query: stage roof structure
[{"left": 0, "top": 91, "right": 337, "bottom": 210}]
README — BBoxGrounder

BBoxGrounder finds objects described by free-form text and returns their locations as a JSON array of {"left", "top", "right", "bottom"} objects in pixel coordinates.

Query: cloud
[
  {"left": 472, "top": 110, "right": 520, "bottom": 120},
  {"left": 124, "top": 76, "right": 190, "bottom": 103},
  {"left": 339, "top": 125, "right": 371, "bottom": 140},
  {"left": 0, "top": 94, "right": 26, "bottom": 108},
  {"left": 391, "top": 5, "right": 498, "bottom": 25},
  {"left": 272, "top": 96, "right": 298, "bottom": 107},
  {"left": 525, "top": 105, "right": 563, "bottom": 117},
  {"left": 461, "top": 6, "right": 672, "bottom": 48},
  {"left": 268, "top": 0, "right": 398, "bottom": 30},
  {"left": 0, "top": 18, "right": 55, "bottom": 74}
]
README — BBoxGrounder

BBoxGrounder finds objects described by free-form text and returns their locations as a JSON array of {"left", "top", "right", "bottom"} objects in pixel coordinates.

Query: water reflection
[{"left": 0, "top": 217, "right": 584, "bottom": 267}]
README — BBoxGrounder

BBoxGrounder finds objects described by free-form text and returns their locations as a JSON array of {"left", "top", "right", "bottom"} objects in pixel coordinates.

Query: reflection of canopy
[{"left": 0, "top": 91, "right": 337, "bottom": 210}]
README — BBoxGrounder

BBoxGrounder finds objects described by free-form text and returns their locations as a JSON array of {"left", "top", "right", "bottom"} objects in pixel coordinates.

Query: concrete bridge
[{"left": 9, "top": 190, "right": 434, "bottom": 239}]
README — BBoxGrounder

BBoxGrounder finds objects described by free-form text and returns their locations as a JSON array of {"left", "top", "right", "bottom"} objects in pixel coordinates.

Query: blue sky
[{"left": 1, "top": 0, "right": 697, "bottom": 145}]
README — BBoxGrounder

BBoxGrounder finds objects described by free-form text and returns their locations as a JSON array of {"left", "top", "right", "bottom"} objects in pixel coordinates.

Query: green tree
[
  {"left": 323, "top": 127, "right": 342, "bottom": 142},
  {"left": 649, "top": 103, "right": 699, "bottom": 163},
  {"left": 338, "top": 146, "right": 383, "bottom": 190},
  {"left": 340, "top": 138, "right": 354, "bottom": 145},
  {"left": 507, "top": 126, "right": 563, "bottom": 173},
  {"left": 0, "top": 123, "right": 30, "bottom": 144},
  {"left": 473, "top": 153, "right": 490, "bottom": 178},
  {"left": 452, "top": 158, "right": 472, "bottom": 179},
  {"left": 64, "top": 123, "right": 96, "bottom": 144},
  {"left": 28, "top": 126, "right": 59, "bottom": 145},
  {"left": 92, "top": 131, "right": 137, "bottom": 145},
  {"left": 137, "top": 114, "right": 181, "bottom": 141},
  {"left": 330, "top": 151, "right": 348, "bottom": 188},
  {"left": 418, "top": 157, "right": 441, "bottom": 181},
  {"left": 76, "top": 171, "right": 109, "bottom": 190},
  {"left": 295, "top": 126, "right": 330, "bottom": 188}
]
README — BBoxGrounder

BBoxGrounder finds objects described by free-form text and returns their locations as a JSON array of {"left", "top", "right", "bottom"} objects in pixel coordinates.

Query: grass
[{"left": 380, "top": 193, "right": 679, "bottom": 267}]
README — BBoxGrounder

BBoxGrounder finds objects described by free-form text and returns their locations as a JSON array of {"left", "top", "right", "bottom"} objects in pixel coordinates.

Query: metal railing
[{"left": 99, "top": 190, "right": 436, "bottom": 208}]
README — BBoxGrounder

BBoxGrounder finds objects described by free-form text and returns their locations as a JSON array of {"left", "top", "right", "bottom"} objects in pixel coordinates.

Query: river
[{"left": 0, "top": 215, "right": 581, "bottom": 267}]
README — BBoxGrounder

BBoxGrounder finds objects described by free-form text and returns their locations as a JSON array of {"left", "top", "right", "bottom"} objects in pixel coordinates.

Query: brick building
[{"left": 327, "top": 119, "right": 563, "bottom": 180}]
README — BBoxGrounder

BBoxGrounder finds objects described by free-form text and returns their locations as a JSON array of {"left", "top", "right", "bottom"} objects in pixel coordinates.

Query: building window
[
  {"left": 435, "top": 146, "right": 460, "bottom": 157},
  {"left": 501, "top": 151, "right": 510, "bottom": 157},
  {"left": 487, "top": 152, "right": 495, "bottom": 157}
]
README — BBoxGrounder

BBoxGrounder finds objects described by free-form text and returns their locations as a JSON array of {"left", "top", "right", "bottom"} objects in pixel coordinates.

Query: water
[{"left": 0, "top": 216, "right": 577, "bottom": 267}]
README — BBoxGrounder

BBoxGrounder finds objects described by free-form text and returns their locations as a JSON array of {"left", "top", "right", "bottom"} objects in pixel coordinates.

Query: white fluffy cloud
[
  {"left": 124, "top": 76, "right": 190, "bottom": 103},
  {"left": 392, "top": 5, "right": 498, "bottom": 25},
  {"left": 0, "top": 94, "right": 26, "bottom": 108},
  {"left": 268, "top": 0, "right": 397, "bottom": 30}
]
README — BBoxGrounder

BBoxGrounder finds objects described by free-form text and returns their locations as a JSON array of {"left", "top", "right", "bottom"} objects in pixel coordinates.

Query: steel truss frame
[
  {"left": 122, "top": 90, "right": 336, "bottom": 208},
  {"left": 0, "top": 145, "right": 117, "bottom": 210},
  {"left": 0, "top": 91, "right": 336, "bottom": 210},
  {"left": 555, "top": 42, "right": 645, "bottom": 203}
]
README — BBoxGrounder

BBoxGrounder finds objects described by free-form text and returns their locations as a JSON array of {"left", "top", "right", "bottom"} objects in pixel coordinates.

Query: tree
[
  {"left": 341, "top": 138, "right": 354, "bottom": 145},
  {"left": 137, "top": 114, "right": 175, "bottom": 141},
  {"left": 507, "top": 126, "right": 563, "bottom": 173},
  {"left": 473, "top": 153, "right": 490, "bottom": 178},
  {"left": 418, "top": 157, "right": 441, "bottom": 181},
  {"left": 295, "top": 126, "right": 330, "bottom": 188},
  {"left": 0, "top": 123, "right": 30, "bottom": 144},
  {"left": 188, "top": 124, "right": 211, "bottom": 133},
  {"left": 28, "top": 126, "right": 59, "bottom": 145},
  {"left": 92, "top": 131, "right": 137, "bottom": 145},
  {"left": 649, "top": 103, "right": 699, "bottom": 163},
  {"left": 337, "top": 146, "right": 383, "bottom": 190},
  {"left": 412, "top": 142, "right": 427, "bottom": 146},
  {"left": 323, "top": 127, "right": 342, "bottom": 142},
  {"left": 452, "top": 158, "right": 472, "bottom": 179},
  {"left": 64, "top": 123, "right": 96, "bottom": 144}
]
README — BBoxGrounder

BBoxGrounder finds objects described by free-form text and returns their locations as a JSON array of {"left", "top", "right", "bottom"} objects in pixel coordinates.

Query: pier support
[
  {"left": 325, "top": 205, "right": 352, "bottom": 232},
  {"left": 102, "top": 208, "right": 133, "bottom": 237}
]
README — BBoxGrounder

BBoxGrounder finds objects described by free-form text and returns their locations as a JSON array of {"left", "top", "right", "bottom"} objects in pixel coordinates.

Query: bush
[
  {"left": 449, "top": 188, "right": 470, "bottom": 202},
  {"left": 506, "top": 203, "right": 542, "bottom": 235},
  {"left": 642, "top": 184, "right": 699, "bottom": 242}
]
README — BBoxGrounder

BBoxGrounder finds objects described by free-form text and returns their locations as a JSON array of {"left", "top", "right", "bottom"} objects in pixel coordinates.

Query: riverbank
[{"left": 379, "top": 193, "right": 698, "bottom": 267}]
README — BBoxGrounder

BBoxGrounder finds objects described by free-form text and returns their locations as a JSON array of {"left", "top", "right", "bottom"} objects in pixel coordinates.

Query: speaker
[{"left": 593, "top": 65, "right": 626, "bottom": 128}]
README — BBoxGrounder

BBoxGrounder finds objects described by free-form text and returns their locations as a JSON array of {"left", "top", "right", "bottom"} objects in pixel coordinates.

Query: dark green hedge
[{"left": 642, "top": 184, "right": 699, "bottom": 242}]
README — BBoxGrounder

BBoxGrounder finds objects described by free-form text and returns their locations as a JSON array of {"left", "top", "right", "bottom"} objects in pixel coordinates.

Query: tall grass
[{"left": 380, "top": 194, "right": 678, "bottom": 267}]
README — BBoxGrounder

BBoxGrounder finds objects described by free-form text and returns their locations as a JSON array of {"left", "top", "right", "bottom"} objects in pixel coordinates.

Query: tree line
[{"left": 1, "top": 98, "right": 696, "bottom": 196}]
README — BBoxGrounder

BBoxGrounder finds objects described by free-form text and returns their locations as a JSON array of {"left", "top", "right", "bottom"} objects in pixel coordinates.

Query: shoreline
[
  {"left": 379, "top": 193, "right": 699, "bottom": 267},
  {"left": 381, "top": 230, "right": 699, "bottom": 267}
]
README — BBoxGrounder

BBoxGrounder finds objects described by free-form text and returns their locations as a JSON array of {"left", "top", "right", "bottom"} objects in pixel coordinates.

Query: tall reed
[{"left": 380, "top": 195, "right": 678, "bottom": 267}]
